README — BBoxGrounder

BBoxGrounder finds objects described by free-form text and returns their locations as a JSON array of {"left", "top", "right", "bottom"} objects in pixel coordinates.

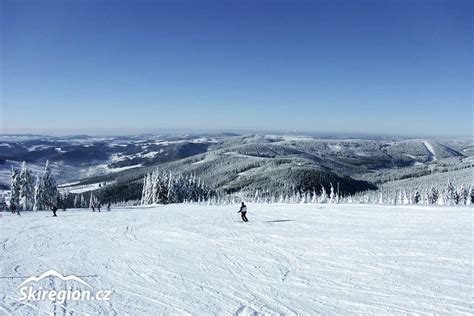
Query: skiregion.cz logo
[{"left": 17, "top": 270, "right": 112, "bottom": 303}]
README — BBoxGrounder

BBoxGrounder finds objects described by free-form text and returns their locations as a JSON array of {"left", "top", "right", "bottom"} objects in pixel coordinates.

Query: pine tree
[
  {"left": 254, "top": 189, "right": 260, "bottom": 203},
  {"left": 437, "top": 193, "right": 445, "bottom": 205},
  {"left": 311, "top": 190, "right": 318, "bottom": 204},
  {"left": 80, "top": 194, "right": 87, "bottom": 208},
  {"left": 60, "top": 192, "right": 69, "bottom": 210},
  {"left": 413, "top": 191, "right": 421, "bottom": 204},
  {"left": 468, "top": 186, "right": 473, "bottom": 205},
  {"left": 319, "top": 185, "right": 328, "bottom": 203},
  {"left": 402, "top": 191, "right": 409, "bottom": 204},
  {"left": 458, "top": 184, "right": 468, "bottom": 205},
  {"left": 19, "top": 162, "right": 35, "bottom": 211},
  {"left": 278, "top": 194, "right": 284, "bottom": 203},
  {"left": 347, "top": 194, "right": 353, "bottom": 204},
  {"left": 140, "top": 174, "right": 147, "bottom": 204},
  {"left": 427, "top": 187, "right": 438, "bottom": 204},
  {"left": 73, "top": 195, "right": 80, "bottom": 208},
  {"left": 396, "top": 191, "right": 402, "bottom": 205},
  {"left": 10, "top": 168, "right": 21, "bottom": 209},
  {"left": 42, "top": 160, "right": 59, "bottom": 207},
  {"left": 89, "top": 193, "right": 95, "bottom": 209},
  {"left": 151, "top": 172, "right": 161, "bottom": 204},
  {"left": 329, "top": 184, "right": 336, "bottom": 204},
  {"left": 33, "top": 175, "right": 46, "bottom": 211},
  {"left": 445, "top": 180, "right": 457, "bottom": 205},
  {"left": 167, "top": 173, "right": 174, "bottom": 203}
]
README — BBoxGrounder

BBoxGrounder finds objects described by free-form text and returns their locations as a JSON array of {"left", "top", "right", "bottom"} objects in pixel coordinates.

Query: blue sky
[{"left": 1, "top": 0, "right": 472, "bottom": 136}]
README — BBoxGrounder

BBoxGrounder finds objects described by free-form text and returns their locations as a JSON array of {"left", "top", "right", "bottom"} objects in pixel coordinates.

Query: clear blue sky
[{"left": 1, "top": 0, "right": 472, "bottom": 137}]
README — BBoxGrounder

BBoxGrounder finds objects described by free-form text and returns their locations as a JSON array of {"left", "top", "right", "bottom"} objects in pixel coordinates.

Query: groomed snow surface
[{"left": 1, "top": 204, "right": 472, "bottom": 315}]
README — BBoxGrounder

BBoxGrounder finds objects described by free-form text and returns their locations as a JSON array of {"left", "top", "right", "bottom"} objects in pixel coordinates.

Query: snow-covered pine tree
[
  {"left": 395, "top": 191, "right": 402, "bottom": 205},
  {"left": 166, "top": 173, "right": 174, "bottom": 203},
  {"left": 33, "top": 175, "right": 46, "bottom": 211},
  {"left": 60, "top": 192, "right": 69, "bottom": 210},
  {"left": 427, "top": 187, "right": 438, "bottom": 204},
  {"left": 142, "top": 173, "right": 153, "bottom": 204},
  {"left": 57, "top": 193, "right": 63, "bottom": 210},
  {"left": 278, "top": 194, "right": 284, "bottom": 203},
  {"left": 445, "top": 180, "right": 457, "bottom": 205},
  {"left": 42, "top": 160, "right": 59, "bottom": 207},
  {"left": 413, "top": 191, "right": 421, "bottom": 204},
  {"left": 468, "top": 186, "right": 473, "bottom": 205},
  {"left": 254, "top": 189, "right": 260, "bottom": 203},
  {"left": 347, "top": 194, "right": 353, "bottom": 204},
  {"left": 311, "top": 190, "right": 318, "bottom": 204},
  {"left": 151, "top": 172, "right": 161, "bottom": 204},
  {"left": 329, "top": 184, "right": 336, "bottom": 203},
  {"left": 80, "top": 194, "right": 87, "bottom": 208},
  {"left": 458, "top": 184, "right": 468, "bottom": 205},
  {"left": 304, "top": 192, "right": 310, "bottom": 204},
  {"left": 140, "top": 174, "right": 148, "bottom": 204},
  {"left": 10, "top": 168, "right": 21, "bottom": 209},
  {"left": 402, "top": 191, "right": 409, "bottom": 205},
  {"left": 73, "top": 195, "right": 80, "bottom": 208},
  {"left": 19, "top": 162, "right": 35, "bottom": 211},
  {"left": 319, "top": 185, "right": 328, "bottom": 203},
  {"left": 89, "top": 193, "right": 95, "bottom": 209},
  {"left": 437, "top": 193, "right": 445, "bottom": 205}
]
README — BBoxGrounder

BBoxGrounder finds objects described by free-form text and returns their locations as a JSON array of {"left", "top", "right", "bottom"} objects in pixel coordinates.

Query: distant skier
[
  {"left": 107, "top": 202, "right": 111, "bottom": 212},
  {"left": 10, "top": 203, "right": 17, "bottom": 214},
  {"left": 50, "top": 204, "right": 58, "bottom": 217},
  {"left": 11, "top": 203, "right": 20, "bottom": 216},
  {"left": 91, "top": 204, "right": 96, "bottom": 212},
  {"left": 97, "top": 203, "right": 101, "bottom": 212},
  {"left": 238, "top": 202, "right": 248, "bottom": 222}
]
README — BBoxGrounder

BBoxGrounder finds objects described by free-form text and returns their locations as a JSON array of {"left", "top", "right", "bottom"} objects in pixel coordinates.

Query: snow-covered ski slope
[
  {"left": 422, "top": 141, "right": 438, "bottom": 162},
  {"left": 0, "top": 204, "right": 472, "bottom": 315}
]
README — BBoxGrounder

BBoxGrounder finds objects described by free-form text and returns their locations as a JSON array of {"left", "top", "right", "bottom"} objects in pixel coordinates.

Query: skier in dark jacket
[
  {"left": 50, "top": 204, "right": 58, "bottom": 217},
  {"left": 97, "top": 203, "right": 101, "bottom": 212},
  {"left": 107, "top": 202, "right": 111, "bottom": 211},
  {"left": 11, "top": 203, "right": 20, "bottom": 216},
  {"left": 238, "top": 202, "right": 248, "bottom": 222}
]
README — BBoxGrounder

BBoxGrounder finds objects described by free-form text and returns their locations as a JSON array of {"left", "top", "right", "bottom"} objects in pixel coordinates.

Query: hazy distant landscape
[{"left": 1, "top": 133, "right": 472, "bottom": 203}]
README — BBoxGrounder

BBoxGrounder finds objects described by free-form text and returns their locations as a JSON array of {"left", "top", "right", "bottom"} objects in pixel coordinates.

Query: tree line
[
  {"left": 10, "top": 161, "right": 59, "bottom": 211},
  {"left": 141, "top": 169, "right": 215, "bottom": 205}
]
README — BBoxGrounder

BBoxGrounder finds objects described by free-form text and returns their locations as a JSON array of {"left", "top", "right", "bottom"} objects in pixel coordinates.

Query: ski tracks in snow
[{"left": 0, "top": 204, "right": 472, "bottom": 315}]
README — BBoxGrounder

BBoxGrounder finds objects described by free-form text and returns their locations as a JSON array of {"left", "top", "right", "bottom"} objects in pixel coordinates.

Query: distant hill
[{"left": 1, "top": 134, "right": 471, "bottom": 202}]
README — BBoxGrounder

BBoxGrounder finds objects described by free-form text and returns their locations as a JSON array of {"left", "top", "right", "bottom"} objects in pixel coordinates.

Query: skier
[
  {"left": 10, "top": 203, "right": 17, "bottom": 214},
  {"left": 11, "top": 203, "right": 20, "bottom": 216},
  {"left": 91, "top": 204, "right": 95, "bottom": 212},
  {"left": 238, "top": 202, "right": 248, "bottom": 222},
  {"left": 97, "top": 202, "right": 101, "bottom": 212},
  {"left": 107, "top": 202, "right": 111, "bottom": 211},
  {"left": 50, "top": 204, "right": 58, "bottom": 217}
]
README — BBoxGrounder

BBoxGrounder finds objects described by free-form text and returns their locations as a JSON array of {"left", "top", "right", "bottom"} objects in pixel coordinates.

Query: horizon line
[{"left": 0, "top": 127, "right": 471, "bottom": 139}]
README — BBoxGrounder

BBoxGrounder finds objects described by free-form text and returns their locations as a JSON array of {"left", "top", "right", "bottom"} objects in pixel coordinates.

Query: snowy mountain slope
[
  {"left": 423, "top": 141, "right": 438, "bottom": 161},
  {"left": 354, "top": 155, "right": 473, "bottom": 185},
  {"left": 0, "top": 134, "right": 469, "bottom": 201},
  {"left": 0, "top": 134, "right": 216, "bottom": 186},
  {"left": 378, "top": 166, "right": 473, "bottom": 193},
  {"left": 0, "top": 204, "right": 471, "bottom": 315},
  {"left": 159, "top": 149, "right": 376, "bottom": 195}
]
